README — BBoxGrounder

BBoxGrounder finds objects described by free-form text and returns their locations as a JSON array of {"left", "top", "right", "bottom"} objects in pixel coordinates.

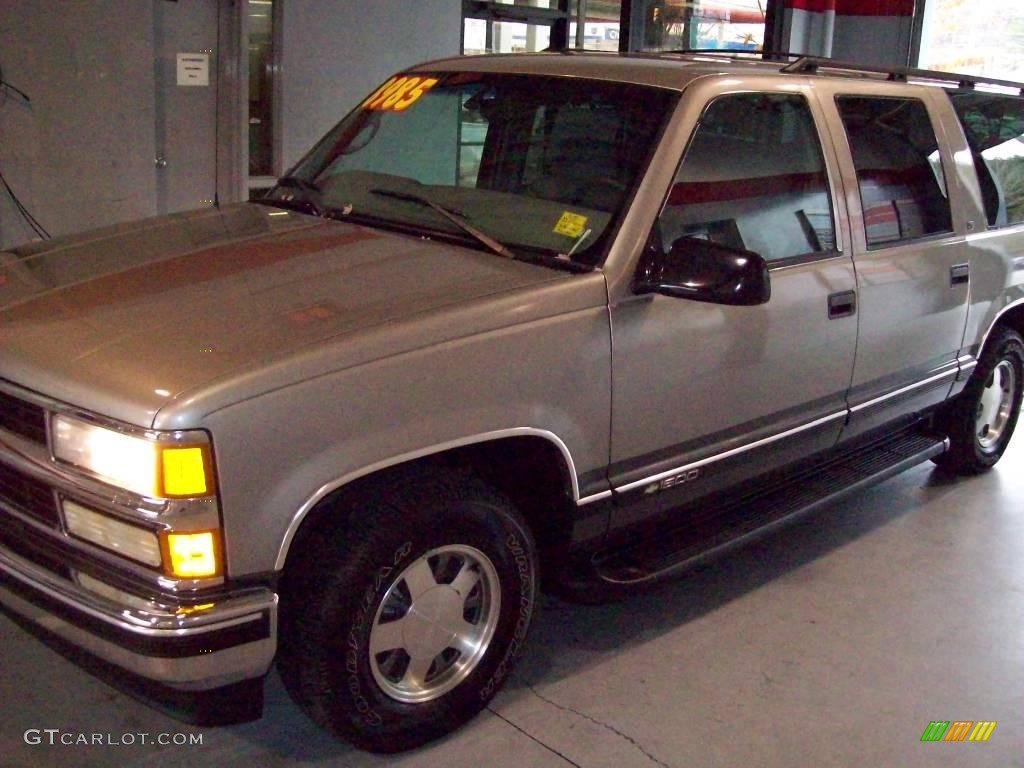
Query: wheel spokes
[
  {"left": 976, "top": 360, "right": 1017, "bottom": 448},
  {"left": 402, "top": 558, "right": 438, "bottom": 601},
  {"left": 370, "top": 616, "right": 407, "bottom": 656},
  {"left": 449, "top": 560, "right": 481, "bottom": 598},
  {"left": 449, "top": 619, "right": 483, "bottom": 657},
  {"left": 402, "top": 654, "right": 435, "bottom": 688},
  {"left": 368, "top": 544, "right": 503, "bottom": 704}
]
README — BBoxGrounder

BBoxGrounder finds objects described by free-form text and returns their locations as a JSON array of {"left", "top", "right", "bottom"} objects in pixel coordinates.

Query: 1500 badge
[{"left": 644, "top": 468, "right": 701, "bottom": 495}]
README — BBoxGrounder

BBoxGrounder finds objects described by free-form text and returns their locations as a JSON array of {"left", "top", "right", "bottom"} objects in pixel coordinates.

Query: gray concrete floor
[{"left": 2, "top": 440, "right": 1023, "bottom": 768}]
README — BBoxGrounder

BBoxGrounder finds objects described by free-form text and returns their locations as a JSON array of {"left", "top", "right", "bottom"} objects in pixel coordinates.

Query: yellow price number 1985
[{"left": 362, "top": 75, "right": 440, "bottom": 113}]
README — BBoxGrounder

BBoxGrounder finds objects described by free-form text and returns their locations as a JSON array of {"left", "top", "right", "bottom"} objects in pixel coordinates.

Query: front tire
[
  {"left": 278, "top": 469, "right": 538, "bottom": 752},
  {"left": 934, "top": 326, "right": 1024, "bottom": 474}
]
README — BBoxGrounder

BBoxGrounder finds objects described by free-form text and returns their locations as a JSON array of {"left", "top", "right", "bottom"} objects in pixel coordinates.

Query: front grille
[
  {"left": 0, "top": 463, "right": 60, "bottom": 528},
  {"left": 0, "top": 390, "right": 48, "bottom": 445},
  {"left": 0, "top": 523, "right": 72, "bottom": 581}
]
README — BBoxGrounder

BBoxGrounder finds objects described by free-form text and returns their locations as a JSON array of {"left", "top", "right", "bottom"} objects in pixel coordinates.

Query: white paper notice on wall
[{"left": 176, "top": 53, "right": 209, "bottom": 87}]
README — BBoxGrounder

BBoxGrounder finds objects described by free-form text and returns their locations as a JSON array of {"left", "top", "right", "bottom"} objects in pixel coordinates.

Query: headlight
[{"left": 52, "top": 415, "right": 215, "bottom": 499}]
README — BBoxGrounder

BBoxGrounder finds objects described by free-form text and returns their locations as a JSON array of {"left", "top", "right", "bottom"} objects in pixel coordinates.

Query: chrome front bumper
[
  {"left": 0, "top": 542, "right": 277, "bottom": 691},
  {"left": 0, "top": 380, "right": 277, "bottom": 692}
]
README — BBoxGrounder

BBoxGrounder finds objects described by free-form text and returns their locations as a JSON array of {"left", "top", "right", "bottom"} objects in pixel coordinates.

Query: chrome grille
[
  {"left": 0, "top": 523, "right": 72, "bottom": 580},
  {"left": 0, "top": 462, "right": 60, "bottom": 528},
  {"left": 0, "top": 390, "right": 48, "bottom": 445}
]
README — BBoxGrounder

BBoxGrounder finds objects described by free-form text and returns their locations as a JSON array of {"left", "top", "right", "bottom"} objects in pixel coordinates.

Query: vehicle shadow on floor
[
  {"left": 231, "top": 461, "right": 968, "bottom": 761},
  {"left": 527, "top": 464, "right": 959, "bottom": 656}
]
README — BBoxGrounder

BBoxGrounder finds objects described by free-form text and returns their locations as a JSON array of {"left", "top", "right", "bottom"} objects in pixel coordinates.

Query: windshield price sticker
[
  {"left": 554, "top": 211, "right": 588, "bottom": 238},
  {"left": 362, "top": 76, "right": 440, "bottom": 113}
]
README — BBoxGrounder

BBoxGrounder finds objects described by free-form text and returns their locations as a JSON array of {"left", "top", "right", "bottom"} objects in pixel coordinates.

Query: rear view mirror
[{"left": 634, "top": 236, "right": 771, "bottom": 306}]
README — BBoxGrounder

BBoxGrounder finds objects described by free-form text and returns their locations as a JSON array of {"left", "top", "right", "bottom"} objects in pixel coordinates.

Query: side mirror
[{"left": 634, "top": 236, "right": 771, "bottom": 306}]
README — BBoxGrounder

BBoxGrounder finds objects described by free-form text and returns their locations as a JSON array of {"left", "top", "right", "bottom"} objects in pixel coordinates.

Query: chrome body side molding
[
  {"left": 614, "top": 411, "right": 849, "bottom": 495},
  {"left": 849, "top": 368, "right": 959, "bottom": 414}
]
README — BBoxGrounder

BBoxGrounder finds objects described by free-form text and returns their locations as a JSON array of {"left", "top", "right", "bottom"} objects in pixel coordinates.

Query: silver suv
[{"left": 1, "top": 52, "right": 1023, "bottom": 752}]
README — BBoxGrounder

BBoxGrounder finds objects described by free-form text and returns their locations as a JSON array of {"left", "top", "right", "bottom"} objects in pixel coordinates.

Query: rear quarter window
[{"left": 948, "top": 91, "right": 1024, "bottom": 228}]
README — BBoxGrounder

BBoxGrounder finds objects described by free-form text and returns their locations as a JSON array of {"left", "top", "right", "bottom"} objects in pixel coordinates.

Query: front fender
[{"left": 199, "top": 303, "right": 611, "bottom": 577}]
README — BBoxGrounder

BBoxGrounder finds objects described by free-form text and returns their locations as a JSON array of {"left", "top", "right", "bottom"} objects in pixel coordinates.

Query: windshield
[{"left": 267, "top": 72, "right": 678, "bottom": 266}]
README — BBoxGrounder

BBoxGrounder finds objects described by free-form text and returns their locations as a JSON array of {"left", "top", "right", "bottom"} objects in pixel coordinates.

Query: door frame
[
  {"left": 218, "top": 0, "right": 248, "bottom": 205},
  {"left": 235, "top": 0, "right": 284, "bottom": 199}
]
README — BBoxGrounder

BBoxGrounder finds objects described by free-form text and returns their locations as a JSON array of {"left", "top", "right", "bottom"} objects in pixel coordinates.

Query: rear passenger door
[
  {"left": 608, "top": 82, "right": 858, "bottom": 530},
  {"left": 944, "top": 90, "right": 1024, "bottom": 363},
  {"left": 822, "top": 85, "right": 971, "bottom": 438}
]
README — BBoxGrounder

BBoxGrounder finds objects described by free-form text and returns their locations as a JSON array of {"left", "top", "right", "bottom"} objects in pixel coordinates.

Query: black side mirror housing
[{"left": 634, "top": 236, "right": 771, "bottom": 306}]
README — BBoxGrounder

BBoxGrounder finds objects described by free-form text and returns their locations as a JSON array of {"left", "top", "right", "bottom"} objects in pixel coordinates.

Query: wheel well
[
  {"left": 993, "top": 304, "right": 1024, "bottom": 345},
  {"left": 284, "top": 436, "right": 578, "bottom": 571}
]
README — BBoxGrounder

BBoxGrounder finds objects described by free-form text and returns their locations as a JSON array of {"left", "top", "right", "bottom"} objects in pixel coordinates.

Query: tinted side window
[
  {"left": 656, "top": 93, "right": 835, "bottom": 263},
  {"left": 948, "top": 91, "right": 1024, "bottom": 227},
  {"left": 836, "top": 96, "right": 952, "bottom": 247}
]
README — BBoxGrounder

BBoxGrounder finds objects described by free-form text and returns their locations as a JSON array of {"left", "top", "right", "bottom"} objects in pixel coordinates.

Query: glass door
[
  {"left": 628, "top": 0, "right": 767, "bottom": 52},
  {"left": 462, "top": 1, "right": 572, "bottom": 55},
  {"left": 571, "top": 1, "right": 623, "bottom": 50},
  {"left": 246, "top": 0, "right": 279, "bottom": 199},
  {"left": 918, "top": 0, "right": 1024, "bottom": 82}
]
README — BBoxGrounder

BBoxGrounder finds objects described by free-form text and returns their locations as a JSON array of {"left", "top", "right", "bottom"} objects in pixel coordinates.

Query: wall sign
[{"left": 176, "top": 53, "right": 209, "bottom": 86}]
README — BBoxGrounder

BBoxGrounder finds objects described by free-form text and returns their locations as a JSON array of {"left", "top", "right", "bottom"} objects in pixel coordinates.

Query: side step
[{"left": 593, "top": 430, "right": 947, "bottom": 585}]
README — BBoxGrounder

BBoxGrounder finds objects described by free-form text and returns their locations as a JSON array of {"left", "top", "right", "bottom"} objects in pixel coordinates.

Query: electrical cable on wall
[
  {"left": 0, "top": 60, "right": 50, "bottom": 240},
  {"left": 0, "top": 61, "right": 31, "bottom": 108},
  {"left": 0, "top": 170, "right": 50, "bottom": 239},
  {"left": 0, "top": 77, "right": 31, "bottom": 106}
]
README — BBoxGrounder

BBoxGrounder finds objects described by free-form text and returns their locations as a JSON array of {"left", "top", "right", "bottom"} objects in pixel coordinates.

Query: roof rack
[
  {"left": 665, "top": 48, "right": 802, "bottom": 61},
  {"left": 781, "top": 56, "right": 1024, "bottom": 95}
]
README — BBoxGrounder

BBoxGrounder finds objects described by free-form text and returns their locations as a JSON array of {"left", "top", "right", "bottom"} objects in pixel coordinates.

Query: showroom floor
[{"left": 2, "top": 439, "right": 1023, "bottom": 767}]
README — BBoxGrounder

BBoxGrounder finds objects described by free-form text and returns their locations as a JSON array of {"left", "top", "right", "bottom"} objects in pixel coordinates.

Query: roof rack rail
[
  {"left": 666, "top": 48, "right": 802, "bottom": 62},
  {"left": 781, "top": 56, "right": 1024, "bottom": 95}
]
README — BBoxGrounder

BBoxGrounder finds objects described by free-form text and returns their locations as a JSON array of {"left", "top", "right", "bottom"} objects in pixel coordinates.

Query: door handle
[
  {"left": 951, "top": 263, "right": 969, "bottom": 286},
  {"left": 828, "top": 290, "right": 856, "bottom": 319}
]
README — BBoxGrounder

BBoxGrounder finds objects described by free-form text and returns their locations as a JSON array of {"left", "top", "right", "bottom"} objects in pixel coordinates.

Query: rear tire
[
  {"left": 277, "top": 469, "right": 538, "bottom": 752},
  {"left": 934, "top": 327, "right": 1024, "bottom": 475}
]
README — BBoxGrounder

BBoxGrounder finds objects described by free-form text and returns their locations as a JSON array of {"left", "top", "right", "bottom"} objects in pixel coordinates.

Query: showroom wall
[
  {"left": 0, "top": 0, "right": 461, "bottom": 251},
  {"left": 781, "top": 0, "right": 915, "bottom": 66},
  {"left": 830, "top": 0, "right": 914, "bottom": 65},
  {"left": 277, "top": 0, "right": 461, "bottom": 171},
  {"left": 0, "top": 0, "right": 158, "bottom": 249}
]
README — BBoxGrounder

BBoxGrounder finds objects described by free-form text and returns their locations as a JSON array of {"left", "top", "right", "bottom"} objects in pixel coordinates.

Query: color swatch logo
[{"left": 920, "top": 721, "right": 996, "bottom": 742}]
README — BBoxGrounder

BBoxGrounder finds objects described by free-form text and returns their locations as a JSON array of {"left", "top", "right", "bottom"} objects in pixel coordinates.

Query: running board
[{"left": 594, "top": 430, "right": 948, "bottom": 586}]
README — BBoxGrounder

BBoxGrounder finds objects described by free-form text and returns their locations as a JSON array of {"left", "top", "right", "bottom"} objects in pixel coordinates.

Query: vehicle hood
[{"left": 0, "top": 203, "right": 570, "bottom": 426}]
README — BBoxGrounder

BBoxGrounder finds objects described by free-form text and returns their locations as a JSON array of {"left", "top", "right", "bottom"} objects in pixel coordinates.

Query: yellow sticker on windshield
[
  {"left": 362, "top": 76, "right": 439, "bottom": 112},
  {"left": 554, "top": 212, "right": 588, "bottom": 239}
]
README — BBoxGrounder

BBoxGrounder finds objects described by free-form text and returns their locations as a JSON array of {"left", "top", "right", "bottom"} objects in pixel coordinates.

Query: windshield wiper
[
  {"left": 369, "top": 188, "right": 517, "bottom": 261},
  {"left": 262, "top": 176, "right": 324, "bottom": 216}
]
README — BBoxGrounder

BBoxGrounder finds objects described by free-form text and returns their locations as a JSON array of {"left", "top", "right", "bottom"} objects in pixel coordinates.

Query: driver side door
[{"left": 608, "top": 83, "right": 858, "bottom": 530}]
